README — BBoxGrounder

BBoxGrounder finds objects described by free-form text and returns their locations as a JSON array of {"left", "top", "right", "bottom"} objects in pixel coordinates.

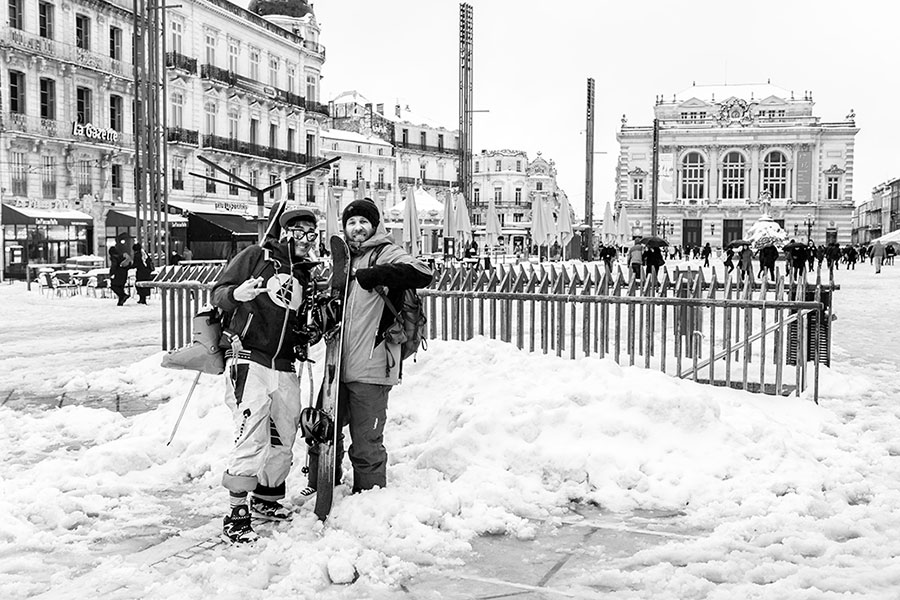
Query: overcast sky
[{"left": 303, "top": 0, "right": 900, "bottom": 217}]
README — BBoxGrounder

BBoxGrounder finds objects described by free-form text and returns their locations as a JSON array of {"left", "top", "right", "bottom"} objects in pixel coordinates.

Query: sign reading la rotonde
[{"left": 72, "top": 122, "right": 119, "bottom": 143}]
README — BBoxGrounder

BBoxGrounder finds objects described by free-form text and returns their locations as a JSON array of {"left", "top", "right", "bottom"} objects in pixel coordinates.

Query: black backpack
[{"left": 369, "top": 245, "right": 428, "bottom": 362}]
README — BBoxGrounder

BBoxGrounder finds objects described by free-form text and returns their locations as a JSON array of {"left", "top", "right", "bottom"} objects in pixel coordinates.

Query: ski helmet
[{"left": 299, "top": 407, "right": 333, "bottom": 445}]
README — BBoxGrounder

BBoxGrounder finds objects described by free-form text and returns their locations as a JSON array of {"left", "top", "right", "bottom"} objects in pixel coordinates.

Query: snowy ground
[{"left": 1, "top": 259, "right": 899, "bottom": 599}]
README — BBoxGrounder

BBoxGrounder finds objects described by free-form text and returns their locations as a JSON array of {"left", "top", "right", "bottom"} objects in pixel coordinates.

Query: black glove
[{"left": 355, "top": 267, "right": 379, "bottom": 291}]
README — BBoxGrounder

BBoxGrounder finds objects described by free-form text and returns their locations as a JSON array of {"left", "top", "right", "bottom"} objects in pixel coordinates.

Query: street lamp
[
  {"left": 802, "top": 214, "right": 815, "bottom": 243},
  {"left": 659, "top": 216, "right": 672, "bottom": 240}
]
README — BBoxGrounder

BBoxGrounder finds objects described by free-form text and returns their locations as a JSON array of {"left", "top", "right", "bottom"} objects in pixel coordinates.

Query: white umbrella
[
  {"left": 556, "top": 193, "right": 574, "bottom": 260},
  {"left": 484, "top": 192, "right": 502, "bottom": 247},
  {"left": 602, "top": 202, "right": 616, "bottom": 244},
  {"left": 402, "top": 187, "right": 421, "bottom": 256},
  {"left": 543, "top": 194, "right": 558, "bottom": 245},
  {"left": 617, "top": 204, "right": 631, "bottom": 246},
  {"left": 325, "top": 185, "right": 341, "bottom": 241},
  {"left": 454, "top": 193, "right": 473, "bottom": 245},
  {"left": 531, "top": 194, "right": 550, "bottom": 249},
  {"left": 442, "top": 190, "right": 456, "bottom": 239},
  {"left": 354, "top": 176, "right": 367, "bottom": 201}
]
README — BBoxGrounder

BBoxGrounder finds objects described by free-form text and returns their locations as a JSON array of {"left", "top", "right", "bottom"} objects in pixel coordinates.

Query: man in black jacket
[{"left": 211, "top": 207, "right": 320, "bottom": 543}]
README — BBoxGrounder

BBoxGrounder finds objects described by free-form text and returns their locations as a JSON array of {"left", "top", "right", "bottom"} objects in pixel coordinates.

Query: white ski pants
[{"left": 222, "top": 359, "right": 301, "bottom": 501}]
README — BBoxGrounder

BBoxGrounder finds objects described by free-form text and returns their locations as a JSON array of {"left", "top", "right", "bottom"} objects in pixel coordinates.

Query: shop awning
[
  {"left": 106, "top": 209, "right": 188, "bottom": 228},
  {"left": 188, "top": 212, "right": 260, "bottom": 241},
  {"left": 2, "top": 204, "right": 93, "bottom": 226}
]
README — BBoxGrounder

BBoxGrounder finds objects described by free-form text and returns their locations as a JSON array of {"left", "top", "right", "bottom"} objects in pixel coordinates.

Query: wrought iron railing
[
  {"left": 165, "top": 51, "right": 197, "bottom": 75},
  {"left": 201, "top": 134, "right": 308, "bottom": 164},
  {"left": 166, "top": 127, "right": 199, "bottom": 145}
]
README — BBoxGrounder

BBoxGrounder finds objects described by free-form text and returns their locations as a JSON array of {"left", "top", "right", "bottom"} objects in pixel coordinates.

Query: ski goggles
[{"left": 286, "top": 228, "right": 319, "bottom": 242}]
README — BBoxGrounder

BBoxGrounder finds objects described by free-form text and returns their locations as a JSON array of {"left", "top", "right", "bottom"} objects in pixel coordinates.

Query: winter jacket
[
  {"left": 342, "top": 232, "right": 432, "bottom": 386},
  {"left": 134, "top": 253, "right": 154, "bottom": 281},
  {"left": 627, "top": 244, "right": 644, "bottom": 265},
  {"left": 212, "top": 239, "right": 315, "bottom": 372},
  {"left": 759, "top": 245, "right": 779, "bottom": 266},
  {"left": 109, "top": 253, "right": 131, "bottom": 286}
]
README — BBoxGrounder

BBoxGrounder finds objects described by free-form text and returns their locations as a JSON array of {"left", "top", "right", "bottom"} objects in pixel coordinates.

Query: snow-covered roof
[
  {"left": 331, "top": 90, "right": 370, "bottom": 105},
  {"left": 673, "top": 82, "right": 796, "bottom": 104},
  {"left": 385, "top": 187, "right": 445, "bottom": 217},
  {"left": 320, "top": 128, "right": 391, "bottom": 146}
]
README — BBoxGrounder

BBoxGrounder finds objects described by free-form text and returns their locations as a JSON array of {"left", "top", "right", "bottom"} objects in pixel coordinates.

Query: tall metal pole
[
  {"left": 650, "top": 117, "right": 660, "bottom": 237},
  {"left": 132, "top": 0, "right": 145, "bottom": 248},
  {"left": 584, "top": 77, "right": 595, "bottom": 260},
  {"left": 458, "top": 3, "right": 473, "bottom": 209}
]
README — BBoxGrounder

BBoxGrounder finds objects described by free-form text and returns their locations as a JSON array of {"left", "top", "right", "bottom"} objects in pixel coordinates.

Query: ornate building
[
  {"left": 1, "top": 0, "right": 329, "bottom": 274},
  {"left": 472, "top": 150, "right": 571, "bottom": 253},
  {"left": 329, "top": 90, "right": 459, "bottom": 206},
  {"left": 852, "top": 178, "right": 900, "bottom": 244},
  {"left": 1, "top": 0, "right": 137, "bottom": 277},
  {"left": 615, "top": 83, "right": 858, "bottom": 247}
]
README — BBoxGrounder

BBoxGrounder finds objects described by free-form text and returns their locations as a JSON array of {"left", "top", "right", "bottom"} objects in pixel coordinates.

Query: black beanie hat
[{"left": 342, "top": 198, "right": 380, "bottom": 229}]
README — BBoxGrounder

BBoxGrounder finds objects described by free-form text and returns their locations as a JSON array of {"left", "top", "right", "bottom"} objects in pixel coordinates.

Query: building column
[
  {"left": 749, "top": 145, "right": 760, "bottom": 201},
  {"left": 708, "top": 146, "right": 719, "bottom": 204}
]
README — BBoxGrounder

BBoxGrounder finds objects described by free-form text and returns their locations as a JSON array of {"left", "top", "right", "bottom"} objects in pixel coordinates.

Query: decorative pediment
[
  {"left": 823, "top": 164, "right": 845, "bottom": 175},
  {"left": 628, "top": 167, "right": 648, "bottom": 177},
  {"left": 679, "top": 97, "right": 710, "bottom": 108},
  {"left": 757, "top": 95, "right": 788, "bottom": 106}
]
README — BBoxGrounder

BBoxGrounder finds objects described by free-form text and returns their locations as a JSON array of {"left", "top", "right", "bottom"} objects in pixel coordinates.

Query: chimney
[
  {"left": 376, "top": 103, "right": 384, "bottom": 115},
  {"left": 395, "top": 104, "right": 401, "bottom": 117}
]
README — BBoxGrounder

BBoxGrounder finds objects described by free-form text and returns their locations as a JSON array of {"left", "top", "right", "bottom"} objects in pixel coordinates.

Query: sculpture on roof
[{"left": 714, "top": 97, "right": 757, "bottom": 127}]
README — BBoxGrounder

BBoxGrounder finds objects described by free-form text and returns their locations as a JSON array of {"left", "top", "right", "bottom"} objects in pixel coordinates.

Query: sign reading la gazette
[{"left": 72, "top": 122, "right": 119, "bottom": 143}]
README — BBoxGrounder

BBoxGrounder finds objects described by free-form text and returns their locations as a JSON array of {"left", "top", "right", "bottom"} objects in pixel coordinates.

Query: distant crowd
[{"left": 593, "top": 239, "right": 895, "bottom": 282}]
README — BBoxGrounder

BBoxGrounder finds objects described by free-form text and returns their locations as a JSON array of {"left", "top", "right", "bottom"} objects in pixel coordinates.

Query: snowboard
[{"left": 314, "top": 234, "right": 351, "bottom": 521}]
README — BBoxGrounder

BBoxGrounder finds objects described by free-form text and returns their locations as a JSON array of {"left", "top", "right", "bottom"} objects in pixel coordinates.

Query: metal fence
[{"left": 141, "top": 261, "right": 832, "bottom": 403}]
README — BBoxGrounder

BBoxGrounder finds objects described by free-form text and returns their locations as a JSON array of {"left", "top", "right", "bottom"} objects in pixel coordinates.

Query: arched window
[
  {"left": 680, "top": 152, "right": 704, "bottom": 200},
  {"left": 762, "top": 151, "right": 788, "bottom": 199},
  {"left": 720, "top": 151, "right": 745, "bottom": 199}
]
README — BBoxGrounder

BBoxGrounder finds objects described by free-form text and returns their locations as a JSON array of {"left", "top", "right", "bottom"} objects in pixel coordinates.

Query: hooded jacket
[
  {"left": 341, "top": 231, "right": 432, "bottom": 386},
  {"left": 211, "top": 239, "right": 315, "bottom": 371}
]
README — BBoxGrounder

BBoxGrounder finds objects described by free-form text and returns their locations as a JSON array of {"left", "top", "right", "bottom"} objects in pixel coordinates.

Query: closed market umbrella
[
  {"left": 485, "top": 192, "right": 502, "bottom": 247},
  {"left": 325, "top": 185, "right": 341, "bottom": 241},
  {"left": 454, "top": 193, "right": 473, "bottom": 245},
  {"left": 602, "top": 202, "right": 616, "bottom": 244},
  {"left": 442, "top": 190, "right": 456, "bottom": 239},
  {"left": 402, "top": 187, "right": 422, "bottom": 256},
  {"left": 556, "top": 193, "right": 574, "bottom": 260},
  {"left": 543, "top": 195, "right": 558, "bottom": 245},
  {"left": 531, "top": 194, "right": 550, "bottom": 250},
  {"left": 616, "top": 204, "right": 631, "bottom": 246}
]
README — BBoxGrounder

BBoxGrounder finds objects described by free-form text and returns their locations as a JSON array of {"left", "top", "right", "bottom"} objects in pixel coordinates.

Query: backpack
[{"left": 369, "top": 245, "right": 428, "bottom": 362}]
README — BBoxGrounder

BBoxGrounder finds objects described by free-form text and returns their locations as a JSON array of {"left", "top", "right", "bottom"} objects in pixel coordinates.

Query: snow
[{"left": 1, "top": 259, "right": 899, "bottom": 599}]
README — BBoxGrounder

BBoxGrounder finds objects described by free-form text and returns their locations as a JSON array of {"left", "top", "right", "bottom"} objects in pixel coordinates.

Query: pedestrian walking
[
  {"left": 724, "top": 247, "right": 735, "bottom": 275},
  {"left": 304, "top": 199, "right": 433, "bottom": 501},
  {"left": 210, "top": 207, "right": 321, "bottom": 543},
  {"left": 871, "top": 241, "right": 885, "bottom": 274},
  {"left": 132, "top": 244, "right": 154, "bottom": 304},
  {"left": 627, "top": 241, "right": 644, "bottom": 282},
  {"left": 758, "top": 243, "right": 778, "bottom": 280},
  {"left": 701, "top": 242, "right": 712, "bottom": 268},
  {"left": 108, "top": 245, "right": 132, "bottom": 306}
]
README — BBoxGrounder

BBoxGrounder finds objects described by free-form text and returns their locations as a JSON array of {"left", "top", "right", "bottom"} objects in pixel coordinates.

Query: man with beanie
[
  {"left": 304, "top": 198, "right": 432, "bottom": 498},
  {"left": 211, "top": 207, "right": 320, "bottom": 543}
]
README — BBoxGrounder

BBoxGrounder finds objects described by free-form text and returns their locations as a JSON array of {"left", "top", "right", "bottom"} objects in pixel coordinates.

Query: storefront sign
[
  {"left": 214, "top": 201, "right": 248, "bottom": 212},
  {"left": 13, "top": 198, "right": 71, "bottom": 210},
  {"left": 72, "top": 122, "right": 119, "bottom": 143}
]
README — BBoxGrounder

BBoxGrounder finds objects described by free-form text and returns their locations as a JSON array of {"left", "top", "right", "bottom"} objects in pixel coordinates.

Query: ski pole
[{"left": 166, "top": 371, "right": 202, "bottom": 446}]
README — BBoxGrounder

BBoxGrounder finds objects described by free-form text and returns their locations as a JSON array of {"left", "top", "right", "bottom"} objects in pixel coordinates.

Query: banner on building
[
  {"left": 796, "top": 149, "right": 813, "bottom": 203},
  {"left": 658, "top": 153, "right": 675, "bottom": 203}
]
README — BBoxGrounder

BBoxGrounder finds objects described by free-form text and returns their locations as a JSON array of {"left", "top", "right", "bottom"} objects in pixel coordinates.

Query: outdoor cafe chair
[
  {"left": 51, "top": 272, "right": 80, "bottom": 296},
  {"left": 88, "top": 273, "right": 111, "bottom": 298}
]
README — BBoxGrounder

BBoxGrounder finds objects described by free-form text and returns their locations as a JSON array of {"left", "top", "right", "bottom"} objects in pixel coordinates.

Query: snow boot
[
  {"left": 222, "top": 505, "right": 259, "bottom": 544},
  {"left": 250, "top": 497, "right": 292, "bottom": 521}
]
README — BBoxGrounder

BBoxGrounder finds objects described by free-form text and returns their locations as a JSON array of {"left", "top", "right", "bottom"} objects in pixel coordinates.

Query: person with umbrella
[{"left": 738, "top": 243, "right": 753, "bottom": 283}]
